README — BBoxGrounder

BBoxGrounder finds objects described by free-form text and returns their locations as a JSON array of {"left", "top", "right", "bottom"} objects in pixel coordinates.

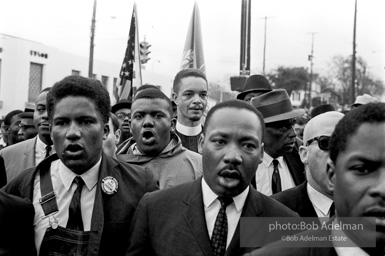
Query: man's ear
[
  {"left": 198, "top": 133, "right": 205, "bottom": 154},
  {"left": 170, "top": 117, "right": 176, "bottom": 133},
  {"left": 171, "top": 91, "right": 178, "bottom": 104},
  {"left": 259, "top": 143, "right": 264, "bottom": 164},
  {"left": 103, "top": 123, "right": 110, "bottom": 140},
  {"left": 299, "top": 145, "right": 308, "bottom": 164},
  {"left": 3, "top": 125, "right": 9, "bottom": 134},
  {"left": 114, "top": 129, "right": 121, "bottom": 145},
  {"left": 326, "top": 157, "right": 336, "bottom": 193}
]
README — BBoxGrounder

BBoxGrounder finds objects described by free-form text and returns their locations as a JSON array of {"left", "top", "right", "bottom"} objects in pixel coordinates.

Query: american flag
[{"left": 116, "top": 3, "right": 142, "bottom": 102}]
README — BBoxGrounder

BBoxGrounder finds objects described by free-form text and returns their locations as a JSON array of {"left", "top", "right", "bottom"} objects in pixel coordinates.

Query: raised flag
[
  {"left": 180, "top": 2, "right": 205, "bottom": 73},
  {"left": 117, "top": 3, "right": 142, "bottom": 102}
]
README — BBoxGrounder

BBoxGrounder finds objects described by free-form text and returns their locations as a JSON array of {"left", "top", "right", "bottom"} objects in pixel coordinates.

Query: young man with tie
[{"left": 4, "top": 75, "right": 157, "bottom": 256}]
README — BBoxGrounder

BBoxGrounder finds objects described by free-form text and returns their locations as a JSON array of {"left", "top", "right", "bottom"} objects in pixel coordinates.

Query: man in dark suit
[
  {"left": 245, "top": 103, "right": 385, "bottom": 256},
  {"left": 0, "top": 189, "right": 36, "bottom": 255},
  {"left": 272, "top": 111, "right": 344, "bottom": 218},
  {"left": 4, "top": 75, "right": 157, "bottom": 256},
  {"left": 250, "top": 89, "right": 306, "bottom": 195},
  {"left": 127, "top": 100, "right": 298, "bottom": 256}
]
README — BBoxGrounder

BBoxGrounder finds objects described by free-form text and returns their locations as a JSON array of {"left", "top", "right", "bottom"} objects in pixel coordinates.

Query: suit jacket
[
  {"left": 0, "top": 189, "right": 36, "bottom": 256},
  {"left": 3, "top": 153, "right": 157, "bottom": 256},
  {"left": 127, "top": 177, "right": 299, "bottom": 256},
  {"left": 0, "top": 136, "right": 37, "bottom": 183},
  {"left": 271, "top": 181, "right": 318, "bottom": 218},
  {"left": 251, "top": 148, "right": 305, "bottom": 189}
]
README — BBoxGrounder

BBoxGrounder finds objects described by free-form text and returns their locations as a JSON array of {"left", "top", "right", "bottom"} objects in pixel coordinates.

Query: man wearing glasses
[
  {"left": 17, "top": 109, "right": 38, "bottom": 141},
  {"left": 272, "top": 111, "right": 344, "bottom": 218},
  {"left": 251, "top": 89, "right": 306, "bottom": 195},
  {"left": 111, "top": 99, "right": 132, "bottom": 145}
]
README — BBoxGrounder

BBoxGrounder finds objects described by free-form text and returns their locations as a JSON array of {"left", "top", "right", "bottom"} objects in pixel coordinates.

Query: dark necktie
[
  {"left": 45, "top": 145, "right": 52, "bottom": 158},
  {"left": 329, "top": 202, "right": 335, "bottom": 217},
  {"left": 211, "top": 196, "right": 233, "bottom": 256},
  {"left": 66, "top": 176, "right": 84, "bottom": 230},
  {"left": 271, "top": 159, "right": 282, "bottom": 194}
]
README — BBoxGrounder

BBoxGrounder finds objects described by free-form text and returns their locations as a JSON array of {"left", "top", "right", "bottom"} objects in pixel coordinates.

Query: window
[
  {"left": 72, "top": 70, "right": 80, "bottom": 76},
  {"left": 29, "top": 62, "right": 43, "bottom": 102},
  {"left": 101, "top": 75, "right": 109, "bottom": 87}
]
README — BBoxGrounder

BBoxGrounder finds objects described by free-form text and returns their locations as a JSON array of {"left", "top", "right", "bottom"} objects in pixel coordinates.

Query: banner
[{"left": 180, "top": 2, "right": 205, "bottom": 73}]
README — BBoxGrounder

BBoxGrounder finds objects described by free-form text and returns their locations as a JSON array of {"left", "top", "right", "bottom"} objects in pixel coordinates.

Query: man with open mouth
[
  {"left": 117, "top": 88, "right": 202, "bottom": 189},
  {"left": 4, "top": 75, "right": 157, "bottom": 256},
  {"left": 126, "top": 100, "right": 298, "bottom": 256}
]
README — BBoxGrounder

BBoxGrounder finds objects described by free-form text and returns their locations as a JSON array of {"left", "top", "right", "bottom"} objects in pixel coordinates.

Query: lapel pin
[{"left": 101, "top": 176, "right": 118, "bottom": 195}]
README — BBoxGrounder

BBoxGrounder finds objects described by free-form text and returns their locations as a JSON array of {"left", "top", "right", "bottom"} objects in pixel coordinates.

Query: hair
[
  {"left": 172, "top": 68, "right": 207, "bottom": 94},
  {"left": 109, "top": 112, "right": 120, "bottom": 133},
  {"left": 4, "top": 110, "right": 23, "bottom": 125},
  {"left": 47, "top": 75, "right": 110, "bottom": 123},
  {"left": 40, "top": 87, "right": 51, "bottom": 94},
  {"left": 203, "top": 100, "right": 265, "bottom": 139},
  {"left": 133, "top": 88, "right": 173, "bottom": 116},
  {"left": 134, "top": 84, "right": 159, "bottom": 97},
  {"left": 329, "top": 103, "right": 385, "bottom": 164}
]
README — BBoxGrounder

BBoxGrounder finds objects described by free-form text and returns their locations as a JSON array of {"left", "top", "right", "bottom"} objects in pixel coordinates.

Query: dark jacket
[
  {"left": 127, "top": 177, "right": 299, "bottom": 256},
  {"left": 3, "top": 153, "right": 157, "bottom": 256},
  {"left": 0, "top": 189, "right": 36, "bottom": 256}
]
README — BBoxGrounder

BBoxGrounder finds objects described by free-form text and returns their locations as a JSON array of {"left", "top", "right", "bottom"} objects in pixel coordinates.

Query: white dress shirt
[
  {"left": 33, "top": 157, "right": 101, "bottom": 254},
  {"left": 255, "top": 153, "right": 295, "bottom": 196},
  {"left": 307, "top": 183, "right": 334, "bottom": 218},
  {"left": 176, "top": 121, "right": 202, "bottom": 136},
  {"left": 35, "top": 136, "right": 55, "bottom": 165},
  {"left": 202, "top": 178, "right": 249, "bottom": 248}
]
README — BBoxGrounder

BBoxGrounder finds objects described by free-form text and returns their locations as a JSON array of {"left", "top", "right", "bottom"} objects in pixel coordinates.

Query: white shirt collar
[
  {"left": 202, "top": 177, "right": 249, "bottom": 213},
  {"left": 307, "top": 182, "right": 334, "bottom": 216},
  {"left": 176, "top": 121, "right": 202, "bottom": 136},
  {"left": 59, "top": 156, "right": 102, "bottom": 191},
  {"left": 262, "top": 152, "right": 283, "bottom": 168}
]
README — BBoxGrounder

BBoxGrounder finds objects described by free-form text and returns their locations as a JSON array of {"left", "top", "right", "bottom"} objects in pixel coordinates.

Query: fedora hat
[
  {"left": 236, "top": 75, "right": 272, "bottom": 100},
  {"left": 250, "top": 89, "right": 305, "bottom": 123},
  {"left": 310, "top": 104, "right": 335, "bottom": 119},
  {"left": 111, "top": 99, "right": 132, "bottom": 113}
]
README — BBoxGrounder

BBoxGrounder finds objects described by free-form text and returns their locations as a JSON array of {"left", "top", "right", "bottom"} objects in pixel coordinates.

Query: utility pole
[
  {"left": 307, "top": 32, "right": 317, "bottom": 108},
  {"left": 88, "top": 0, "right": 97, "bottom": 78},
  {"left": 352, "top": 0, "right": 357, "bottom": 103},
  {"left": 239, "top": 0, "right": 251, "bottom": 75},
  {"left": 260, "top": 16, "right": 273, "bottom": 75}
]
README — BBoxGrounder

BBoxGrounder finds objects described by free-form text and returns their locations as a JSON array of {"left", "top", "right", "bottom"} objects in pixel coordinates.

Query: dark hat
[
  {"left": 17, "top": 108, "right": 34, "bottom": 119},
  {"left": 310, "top": 104, "right": 335, "bottom": 119},
  {"left": 236, "top": 75, "right": 272, "bottom": 100},
  {"left": 111, "top": 99, "right": 132, "bottom": 113},
  {"left": 250, "top": 89, "right": 305, "bottom": 123}
]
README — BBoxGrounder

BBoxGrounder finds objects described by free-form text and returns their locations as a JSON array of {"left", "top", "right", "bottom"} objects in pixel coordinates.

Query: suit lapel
[
  {"left": 182, "top": 178, "right": 213, "bottom": 256},
  {"left": 226, "top": 187, "right": 261, "bottom": 256},
  {"left": 283, "top": 150, "right": 304, "bottom": 185},
  {"left": 298, "top": 182, "right": 318, "bottom": 218},
  {"left": 23, "top": 137, "right": 37, "bottom": 167}
]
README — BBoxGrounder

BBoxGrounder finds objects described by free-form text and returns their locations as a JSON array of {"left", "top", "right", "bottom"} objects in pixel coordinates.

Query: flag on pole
[
  {"left": 180, "top": 2, "right": 205, "bottom": 73},
  {"left": 116, "top": 2, "right": 142, "bottom": 103}
]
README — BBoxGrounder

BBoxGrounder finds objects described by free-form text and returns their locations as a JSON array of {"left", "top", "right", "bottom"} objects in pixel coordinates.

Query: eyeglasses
[
  {"left": 116, "top": 113, "right": 131, "bottom": 121},
  {"left": 19, "top": 124, "right": 35, "bottom": 130},
  {"left": 306, "top": 136, "right": 331, "bottom": 151}
]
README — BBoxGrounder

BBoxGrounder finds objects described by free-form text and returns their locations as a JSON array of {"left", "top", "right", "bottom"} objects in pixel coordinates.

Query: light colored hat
[
  {"left": 352, "top": 94, "right": 379, "bottom": 107},
  {"left": 250, "top": 89, "right": 305, "bottom": 123}
]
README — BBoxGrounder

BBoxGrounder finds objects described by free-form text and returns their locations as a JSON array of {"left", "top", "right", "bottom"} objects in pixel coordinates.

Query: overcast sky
[{"left": 1, "top": 0, "right": 384, "bottom": 87}]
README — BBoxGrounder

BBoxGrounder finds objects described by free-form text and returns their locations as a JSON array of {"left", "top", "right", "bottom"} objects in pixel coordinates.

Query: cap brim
[{"left": 264, "top": 109, "right": 306, "bottom": 123}]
